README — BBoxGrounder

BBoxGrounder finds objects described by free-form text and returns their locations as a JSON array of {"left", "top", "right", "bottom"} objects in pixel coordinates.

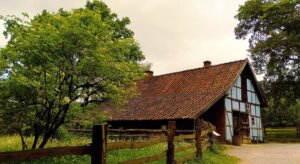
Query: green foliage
[
  {"left": 235, "top": 0, "right": 300, "bottom": 102},
  {"left": 52, "top": 126, "right": 71, "bottom": 141},
  {"left": 262, "top": 98, "right": 299, "bottom": 127},
  {"left": 66, "top": 103, "right": 108, "bottom": 129},
  {"left": 0, "top": 0, "right": 146, "bottom": 149}
]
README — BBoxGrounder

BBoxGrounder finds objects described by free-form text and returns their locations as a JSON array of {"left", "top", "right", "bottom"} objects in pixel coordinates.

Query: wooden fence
[{"left": 0, "top": 119, "right": 215, "bottom": 164}]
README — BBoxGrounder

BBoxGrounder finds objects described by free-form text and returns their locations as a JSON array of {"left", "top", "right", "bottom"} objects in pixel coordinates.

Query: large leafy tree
[
  {"left": 0, "top": 0, "right": 145, "bottom": 149},
  {"left": 260, "top": 79, "right": 300, "bottom": 127},
  {"left": 235, "top": 0, "right": 300, "bottom": 102}
]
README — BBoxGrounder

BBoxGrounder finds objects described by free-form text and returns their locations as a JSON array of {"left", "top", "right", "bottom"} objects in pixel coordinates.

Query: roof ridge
[{"left": 153, "top": 59, "right": 248, "bottom": 78}]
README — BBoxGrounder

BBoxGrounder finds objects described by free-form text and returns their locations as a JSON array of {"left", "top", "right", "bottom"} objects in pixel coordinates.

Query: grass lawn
[
  {"left": 265, "top": 127, "right": 300, "bottom": 143},
  {"left": 0, "top": 135, "right": 91, "bottom": 152},
  {"left": 186, "top": 144, "right": 239, "bottom": 164},
  {"left": 0, "top": 135, "right": 238, "bottom": 164}
]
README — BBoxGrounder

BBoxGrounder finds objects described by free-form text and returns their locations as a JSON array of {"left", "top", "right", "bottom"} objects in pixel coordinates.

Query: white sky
[{"left": 0, "top": 0, "right": 250, "bottom": 76}]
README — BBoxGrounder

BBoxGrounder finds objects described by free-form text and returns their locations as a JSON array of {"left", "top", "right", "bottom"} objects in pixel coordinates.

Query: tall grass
[
  {"left": 0, "top": 134, "right": 91, "bottom": 163},
  {"left": 0, "top": 135, "right": 91, "bottom": 152}
]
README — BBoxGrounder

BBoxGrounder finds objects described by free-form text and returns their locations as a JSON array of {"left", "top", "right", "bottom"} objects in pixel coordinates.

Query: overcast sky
[{"left": 0, "top": 0, "right": 249, "bottom": 76}]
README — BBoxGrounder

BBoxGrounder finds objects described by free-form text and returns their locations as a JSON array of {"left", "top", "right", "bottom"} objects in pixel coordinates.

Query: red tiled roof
[{"left": 108, "top": 60, "right": 248, "bottom": 121}]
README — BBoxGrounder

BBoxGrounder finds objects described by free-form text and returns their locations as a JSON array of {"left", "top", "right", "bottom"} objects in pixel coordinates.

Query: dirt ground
[{"left": 226, "top": 143, "right": 300, "bottom": 164}]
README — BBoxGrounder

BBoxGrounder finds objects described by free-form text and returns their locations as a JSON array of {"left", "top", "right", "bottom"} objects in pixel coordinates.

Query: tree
[
  {"left": 260, "top": 79, "right": 300, "bottom": 127},
  {"left": 262, "top": 97, "right": 298, "bottom": 127},
  {"left": 0, "top": 0, "right": 146, "bottom": 150},
  {"left": 235, "top": 0, "right": 300, "bottom": 102}
]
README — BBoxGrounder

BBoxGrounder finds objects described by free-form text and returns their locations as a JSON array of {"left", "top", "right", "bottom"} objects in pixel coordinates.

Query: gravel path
[{"left": 226, "top": 143, "right": 300, "bottom": 164}]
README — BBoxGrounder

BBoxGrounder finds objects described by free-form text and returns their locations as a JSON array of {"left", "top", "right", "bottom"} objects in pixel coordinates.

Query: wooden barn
[{"left": 106, "top": 59, "right": 267, "bottom": 143}]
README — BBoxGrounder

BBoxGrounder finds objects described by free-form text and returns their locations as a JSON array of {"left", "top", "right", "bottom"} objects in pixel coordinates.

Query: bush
[
  {"left": 52, "top": 126, "right": 71, "bottom": 141},
  {"left": 66, "top": 103, "right": 109, "bottom": 129}
]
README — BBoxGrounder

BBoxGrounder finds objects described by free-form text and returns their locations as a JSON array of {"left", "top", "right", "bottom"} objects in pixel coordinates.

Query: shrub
[{"left": 52, "top": 126, "right": 71, "bottom": 141}]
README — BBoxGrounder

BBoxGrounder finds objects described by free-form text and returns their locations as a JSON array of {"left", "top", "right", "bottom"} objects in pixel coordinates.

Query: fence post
[
  {"left": 167, "top": 121, "right": 176, "bottom": 164},
  {"left": 296, "top": 121, "right": 300, "bottom": 137},
  {"left": 91, "top": 124, "right": 108, "bottom": 164},
  {"left": 195, "top": 118, "right": 202, "bottom": 158}
]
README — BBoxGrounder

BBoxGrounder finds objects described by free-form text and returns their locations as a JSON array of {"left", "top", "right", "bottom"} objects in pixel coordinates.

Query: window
[
  {"left": 232, "top": 87, "right": 237, "bottom": 99},
  {"left": 237, "top": 88, "right": 242, "bottom": 100},
  {"left": 240, "top": 102, "right": 246, "bottom": 112},
  {"left": 256, "top": 106, "right": 261, "bottom": 117},
  {"left": 247, "top": 91, "right": 252, "bottom": 103},
  {"left": 251, "top": 105, "right": 256, "bottom": 115},
  {"left": 251, "top": 117, "right": 255, "bottom": 126},
  {"left": 252, "top": 92, "right": 256, "bottom": 103},
  {"left": 233, "top": 76, "right": 242, "bottom": 100},
  {"left": 225, "top": 98, "right": 232, "bottom": 111},
  {"left": 246, "top": 78, "right": 260, "bottom": 105},
  {"left": 232, "top": 101, "right": 239, "bottom": 111}
]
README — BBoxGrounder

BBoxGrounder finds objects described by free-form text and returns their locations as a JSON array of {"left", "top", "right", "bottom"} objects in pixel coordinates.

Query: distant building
[{"left": 106, "top": 59, "right": 267, "bottom": 143}]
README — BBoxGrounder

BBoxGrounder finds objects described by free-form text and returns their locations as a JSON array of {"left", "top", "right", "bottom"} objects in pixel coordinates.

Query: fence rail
[
  {"left": 0, "top": 146, "right": 91, "bottom": 162},
  {"left": 107, "top": 137, "right": 166, "bottom": 151},
  {"left": 69, "top": 128, "right": 196, "bottom": 134},
  {"left": 0, "top": 119, "right": 215, "bottom": 164}
]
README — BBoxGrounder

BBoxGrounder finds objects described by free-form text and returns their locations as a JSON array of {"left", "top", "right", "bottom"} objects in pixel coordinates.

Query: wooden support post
[
  {"left": 167, "top": 121, "right": 176, "bottom": 164},
  {"left": 195, "top": 118, "right": 202, "bottom": 158},
  {"left": 91, "top": 124, "right": 108, "bottom": 164},
  {"left": 209, "top": 132, "right": 215, "bottom": 150},
  {"left": 296, "top": 121, "right": 300, "bottom": 137},
  {"left": 212, "top": 133, "right": 216, "bottom": 146}
]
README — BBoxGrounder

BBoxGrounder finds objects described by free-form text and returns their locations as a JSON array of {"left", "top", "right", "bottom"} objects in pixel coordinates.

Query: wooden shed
[{"left": 106, "top": 59, "right": 267, "bottom": 143}]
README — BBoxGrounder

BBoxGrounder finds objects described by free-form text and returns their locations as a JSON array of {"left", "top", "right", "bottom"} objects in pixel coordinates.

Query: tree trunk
[
  {"left": 19, "top": 132, "right": 28, "bottom": 150},
  {"left": 31, "top": 125, "right": 40, "bottom": 149},
  {"left": 38, "top": 121, "right": 63, "bottom": 148},
  {"left": 39, "top": 134, "right": 51, "bottom": 149}
]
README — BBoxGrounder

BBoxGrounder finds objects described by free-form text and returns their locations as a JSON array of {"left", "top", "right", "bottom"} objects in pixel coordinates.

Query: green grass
[
  {"left": 0, "top": 135, "right": 238, "bottom": 164},
  {"left": 0, "top": 135, "right": 91, "bottom": 164},
  {"left": 0, "top": 135, "right": 91, "bottom": 152},
  {"left": 147, "top": 142, "right": 197, "bottom": 164},
  {"left": 185, "top": 144, "right": 239, "bottom": 164},
  {"left": 8, "top": 155, "right": 91, "bottom": 164},
  {"left": 265, "top": 127, "right": 300, "bottom": 143},
  {"left": 108, "top": 143, "right": 166, "bottom": 164}
]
